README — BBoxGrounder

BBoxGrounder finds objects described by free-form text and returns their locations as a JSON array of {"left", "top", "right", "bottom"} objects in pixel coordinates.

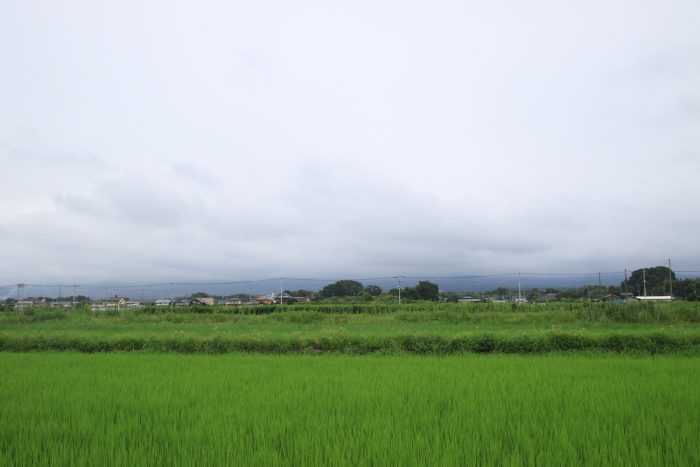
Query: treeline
[{"left": 318, "top": 280, "right": 439, "bottom": 301}]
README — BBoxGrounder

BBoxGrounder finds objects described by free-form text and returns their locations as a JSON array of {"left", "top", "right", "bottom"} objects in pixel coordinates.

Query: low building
[
  {"left": 458, "top": 297, "right": 482, "bottom": 303},
  {"left": 255, "top": 295, "right": 274, "bottom": 305},
  {"left": 105, "top": 298, "right": 127, "bottom": 308},
  {"left": 190, "top": 297, "right": 215, "bottom": 306},
  {"left": 635, "top": 296, "right": 674, "bottom": 301},
  {"left": 155, "top": 299, "right": 172, "bottom": 306},
  {"left": 599, "top": 294, "right": 620, "bottom": 302},
  {"left": 14, "top": 300, "right": 35, "bottom": 309}
]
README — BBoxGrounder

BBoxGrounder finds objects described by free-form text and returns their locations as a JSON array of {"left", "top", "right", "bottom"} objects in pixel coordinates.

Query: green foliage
[
  {"left": 674, "top": 278, "right": 700, "bottom": 301},
  {"left": 622, "top": 266, "right": 675, "bottom": 296},
  {"left": 414, "top": 281, "right": 439, "bottom": 301},
  {"left": 0, "top": 353, "right": 699, "bottom": 466},
  {"left": 190, "top": 292, "right": 212, "bottom": 298},
  {"left": 321, "top": 280, "right": 364, "bottom": 298}
]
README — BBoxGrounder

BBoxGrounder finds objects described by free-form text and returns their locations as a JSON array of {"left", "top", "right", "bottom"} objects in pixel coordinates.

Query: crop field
[
  {"left": 1, "top": 353, "right": 698, "bottom": 466},
  {"left": 1, "top": 302, "right": 699, "bottom": 354},
  {"left": 2, "top": 303, "right": 699, "bottom": 465}
]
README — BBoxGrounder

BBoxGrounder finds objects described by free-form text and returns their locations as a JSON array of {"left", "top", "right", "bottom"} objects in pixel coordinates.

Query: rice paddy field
[
  {"left": 1, "top": 353, "right": 699, "bottom": 466},
  {"left": 1, "top": 302, "right": 699, "bottom": 465}
]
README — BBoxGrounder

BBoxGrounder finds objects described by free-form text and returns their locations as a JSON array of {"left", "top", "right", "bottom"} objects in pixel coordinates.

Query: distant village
[
  {"left": 8, "top": 291, "right": 675, "bottom": 311},
  {"left": 10, "top": 292, "right": 311, "bottom": 310},
  {"left": 5, "top": 266, "right": 693, "bottom": 310}
]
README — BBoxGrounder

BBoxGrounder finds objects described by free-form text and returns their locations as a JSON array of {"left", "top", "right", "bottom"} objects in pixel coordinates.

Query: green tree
[
  {"left": 364, "top": 285, "right": 382, "bottom": 296},
  {"left": 321, "top": 280, "right": 364, "bottom": 298},
  {"left": 399, "top": 287, "right": 421, "bottom": 300},
  {"left": 414, "top": 281, "right": 439, "bottom": 301},
  {"left": 191, "top": 292, "right": 212, "bottom": 298},
  {"left": 674, "top": 278, "right": 700, "bottom": 301},
  {"left": 621, "top": 267, "right": 675, "bottom": 296}
]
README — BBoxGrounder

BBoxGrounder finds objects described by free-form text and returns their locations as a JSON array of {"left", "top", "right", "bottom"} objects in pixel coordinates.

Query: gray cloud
[{"left": 1, "top": 0, "right": 699, "bottom": 284}]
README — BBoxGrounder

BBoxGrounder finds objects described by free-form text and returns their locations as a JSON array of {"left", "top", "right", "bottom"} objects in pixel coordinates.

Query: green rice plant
[{"left": 0, "top": 353, "right": 698, "bottom": 466}]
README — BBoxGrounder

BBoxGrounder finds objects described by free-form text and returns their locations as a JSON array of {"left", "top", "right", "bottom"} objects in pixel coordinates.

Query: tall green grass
[
  {"left": 3, "top": 303, "right": 700, "bottom": 354},
  {"left": 0, "top": 353, "right": 698, "bottom": 466},
  {"left": 4, "top": 301, "right": 699, "bottom": 324},
  {"left": 1, "top": 331, "right": 697, "bottom": 354}
]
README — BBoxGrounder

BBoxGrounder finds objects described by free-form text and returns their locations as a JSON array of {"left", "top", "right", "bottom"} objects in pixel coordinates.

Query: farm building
[{"left": 458, "top": 297, "right": 482, "bottom": 303}]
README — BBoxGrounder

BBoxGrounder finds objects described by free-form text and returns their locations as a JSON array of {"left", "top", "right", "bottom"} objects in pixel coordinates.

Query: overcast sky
[{"left": 1, "top": 0, "right": 699, "bottom": 284}]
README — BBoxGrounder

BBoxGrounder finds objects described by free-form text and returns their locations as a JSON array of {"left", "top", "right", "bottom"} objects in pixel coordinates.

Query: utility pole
[
  {"left": 16, "top": 283, "right": 24, "bottom": 301},
  {"left": 58, "top": 284, "right": 62, "bottom": 300},
  {"left": 518, "top": 271, "right": 522, "bottom": 303},
  {"left": 396, "top": 276, "right": 404, "bottom": 305},
  {"left": 280, "top": 277, "right": 284, "bottom": 305},
  {"left": 598, "top": 272, "right": 602, "bottom": 288},
  {"left": 642, "top": 268, "right": 647, "bottom": 298},
  {"left": 624, "top": 268, "right": 628, "bottom": 294},
  {"left": 669, "top": 258, "right": 673, "bottom": 298}
]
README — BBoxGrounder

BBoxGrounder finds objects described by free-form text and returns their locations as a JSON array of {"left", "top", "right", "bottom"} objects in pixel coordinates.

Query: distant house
[
  {"left": 635, "top": 296, "right": 674, "bottom": 301},
  {"left": 50, "top": 301, "right": 72, "bottom": 309},
  {"left": 125, "top": 301, "right": 142, "bottom": 308},
  {"left": 255, "top": 295, "right": 274, "bottom": 305},
  {"left": 190, "top": 297, "right": 215, "bottom": 306},
  {"left": 14, "top": 300, "right": 35, "bottom": 309},
  {"left": 224, "top": 299, "right": 242, "bottom": 306},
  {"left": 458, "top": 297, "right": 482, "bottom": 303},
  {"left": 273, "top": 293, "right": 296, "bottom": 304},
  {"left": 599, "top": 294, "right": 620, "bottom": 302},
  {"left": 155, "top": 299, "right": 171, "bottom": 306},
  {"left": 106, "top": 298, "right": 127, "bottom": 308}
]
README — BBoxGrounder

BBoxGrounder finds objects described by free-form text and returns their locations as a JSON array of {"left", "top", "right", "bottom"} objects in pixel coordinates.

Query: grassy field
[
  {"left": 0, "top": 353, "right": 698, "bottom": 466},
  {"left": 1, "top": 303, "right": 699, "bottom": 354}
]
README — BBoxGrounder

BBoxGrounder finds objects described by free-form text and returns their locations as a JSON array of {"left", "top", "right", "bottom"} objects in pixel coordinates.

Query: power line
[{"left": 3, "top": 268, "right": 700, "bottom": 297}]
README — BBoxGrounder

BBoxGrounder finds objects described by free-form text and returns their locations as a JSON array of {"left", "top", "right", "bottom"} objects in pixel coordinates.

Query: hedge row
[{"left": 1, "top": 333, "right": 698, "bottom": 355}]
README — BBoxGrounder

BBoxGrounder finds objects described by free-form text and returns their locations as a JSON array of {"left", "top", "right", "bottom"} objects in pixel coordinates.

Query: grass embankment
[
  {"left": 0, "top": 353, "right": 698, "bottom": 466},
  {"left": 1, "top": 302, "right": 699, "bottom": 354}
]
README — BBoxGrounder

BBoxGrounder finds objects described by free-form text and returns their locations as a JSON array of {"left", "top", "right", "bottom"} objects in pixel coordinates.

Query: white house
[{"left": 635, "top": 296, "right": 674, "bottom": 301}]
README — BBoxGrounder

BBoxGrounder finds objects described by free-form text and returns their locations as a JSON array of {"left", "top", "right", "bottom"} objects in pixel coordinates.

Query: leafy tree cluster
[
  {"left": 621, "top": 267, "right": 675, "bottom": 296},
  {"left": 287, "top": 289, "right": 312, "bottom": 297},
  {"left": 320, "top": 281, "right": 383, "bottom": 299},
  {"left": 389, "top": 281, "right": 439, "bottom": 301},
  {"left": 673, "top": 278, "right": 700, "bottom": 301},
  {"left": 191, "top": 292, "right": 212, "bottom": 298}
]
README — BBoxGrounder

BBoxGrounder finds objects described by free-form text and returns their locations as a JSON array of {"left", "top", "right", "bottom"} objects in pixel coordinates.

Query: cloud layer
[{"left": 1, "top": 0, "right": 699, "bottom": 283}]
